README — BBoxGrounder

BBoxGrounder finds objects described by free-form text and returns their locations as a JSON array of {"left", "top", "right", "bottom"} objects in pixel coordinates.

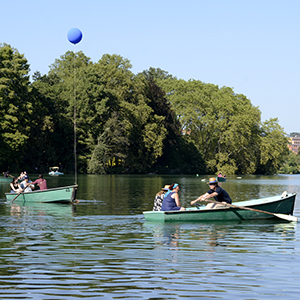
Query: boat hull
[
  {"left": 217, "top": 177, "right": 226, "bottom": 182},
  {"left": 143, "top": 193, "right": 297, "bottom": 222},
  {"left": 6, "top": 185, "right": 77, "bottom": 204},
  {"left": 0, "top": 177, "right": 11, "bottom": 182},
  {"left": 49, "top": 171, "right": 64, "bottom": 176}
]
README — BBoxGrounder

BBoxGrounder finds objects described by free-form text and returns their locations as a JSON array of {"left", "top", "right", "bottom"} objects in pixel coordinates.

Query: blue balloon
[{"left": 67, "top": 28, "right": 83, "bottom": 44}]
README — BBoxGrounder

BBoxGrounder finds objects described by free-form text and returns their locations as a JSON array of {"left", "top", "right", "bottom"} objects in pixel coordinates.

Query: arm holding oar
[
  {"left": 191, "top": 177, "right": 232, "bottom": 208},
  {"left": 192, "top": 198, "right": 298, "bottom": 222}
]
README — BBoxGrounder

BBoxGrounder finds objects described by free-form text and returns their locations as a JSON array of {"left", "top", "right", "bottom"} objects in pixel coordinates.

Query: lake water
[{"left": 0, "top": 174, "right": 300, "bottom": 299}]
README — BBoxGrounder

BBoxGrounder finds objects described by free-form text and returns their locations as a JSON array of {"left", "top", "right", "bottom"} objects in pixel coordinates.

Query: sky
[{"left": 1, "top": 0, "right": 300, "bottom": 135}]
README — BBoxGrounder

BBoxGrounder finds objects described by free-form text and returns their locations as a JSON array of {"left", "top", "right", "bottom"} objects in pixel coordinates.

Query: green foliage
[
  {"left": 257, "top": 118, "right": 289, "bottom": 174},
  {"left": 0, "top": 44, "right": 32, "bottom": 169},
  {"left": 279, "top": 151, "right": 300, "bottom": 174},
  {"left": 29, "top": 72, "right": 74, "bottom": 172},
  {"left": 160, "top": 78, "right": 261, "bottom": 174},
  {"left": 0, "top": 46, "right": 290, "bottom": 175},
  {"left": 278, "top": 151, "right": 300, "bottom": 174}
]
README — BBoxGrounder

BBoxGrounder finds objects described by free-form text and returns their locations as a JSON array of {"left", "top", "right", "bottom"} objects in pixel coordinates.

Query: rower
[{"left": 191, "top": 177, "right": 232, "bottom": 209}]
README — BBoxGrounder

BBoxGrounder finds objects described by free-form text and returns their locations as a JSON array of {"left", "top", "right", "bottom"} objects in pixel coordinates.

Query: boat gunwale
[{"left": 5, "top": 185, "right": 78, "bottom": 197}]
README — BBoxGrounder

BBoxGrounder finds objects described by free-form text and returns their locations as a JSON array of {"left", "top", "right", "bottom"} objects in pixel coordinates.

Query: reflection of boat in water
[
  {"left": 143, "top": 193, "right": 297, "bottom": 222},
  {"left": 5, "top": 185, "right": 78, "bottom": 204},
  {"left": 143, "top": 222, "right": 180, "bottom": 248},
  {"left": 10, "top": 201, "right": 76, "bottom": 216},
  {"left": 49, "top": 166, "right": 64, "bottom": 176}
]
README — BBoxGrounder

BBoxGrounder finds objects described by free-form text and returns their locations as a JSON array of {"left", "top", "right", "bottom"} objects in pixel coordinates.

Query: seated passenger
[
  {"left": 32, "top": 174, "right": 47, "bottom": 190},
  {"left": 161, "top": 183, "right": 185, "bottom": 211},
  {"left": 153, "top": 185, "right": 169, "bottom": 211},
  {"left": 10, "top": 177, "right": 21, "bottom": 193}
]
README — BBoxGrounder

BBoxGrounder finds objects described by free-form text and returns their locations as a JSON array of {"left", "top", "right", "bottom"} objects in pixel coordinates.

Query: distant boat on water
[
  {"left": 6, "top": 185, "right": 77, "bottom": 204},
  {"left": 49, "top": 166, "right": 64, "bottom": 176}
]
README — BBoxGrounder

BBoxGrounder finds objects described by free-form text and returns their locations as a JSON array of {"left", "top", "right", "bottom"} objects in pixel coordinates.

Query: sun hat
[
  {"left": 208, "top": 177, "right": 218, "bottom": 184},
  {"left": 162, "top": 185, "right": 170, "bottom": 191}
]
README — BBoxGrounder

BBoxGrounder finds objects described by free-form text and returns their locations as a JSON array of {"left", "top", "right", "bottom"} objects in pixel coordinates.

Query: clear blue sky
[{"left": 1, "top": 0, "right": 299, "bottom": 134}]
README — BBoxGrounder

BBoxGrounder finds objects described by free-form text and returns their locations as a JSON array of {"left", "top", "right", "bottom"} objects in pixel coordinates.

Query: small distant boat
[
  {"left": 143, "top": 193, "right": 297, "bottom": 222},
  {"left": 49, "top": 166, "right": 64, "bottom": 176},
  {"left": 6, "top": 185, "right": 78, "bottom": 204},
  {"left": 201, "top": 176, "right": 226, "bottom": 182},
  {"left": 217, "top": 176, "right": 227, "bottom": 182}
]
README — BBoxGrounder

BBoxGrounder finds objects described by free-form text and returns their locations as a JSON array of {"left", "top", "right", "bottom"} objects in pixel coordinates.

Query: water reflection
[
  {"left": 144, "top": 223, "right": 180, "bottom": 249},
  {"left": 8, "top": 202, "right": 76, "bottom": 217},
  {"left": 144, "top": 219, "right": 297, "bottom": 256}
]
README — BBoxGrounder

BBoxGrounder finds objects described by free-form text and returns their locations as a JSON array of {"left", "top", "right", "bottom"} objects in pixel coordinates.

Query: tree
[
  {"left": 142, "top": 75, "right": 204, "bottom": 174},
  {"left": 160, "top": 78, "right": 261, "bottom": 174},
  {"left": 0, "top": 44, "right": 32, "bottom": 170},
  {"left": 279, "top": 151, "right": 300, "bottom": 174},
  {"left": 258, "top": 118, "right": 289, "bottom": 174},
  {"left": 29, "top": 71, "right": 74, "bottom": 172},
  {"left": 142, "top": 67, "right": 174, "bottom": 81},
  {"left": 82, "top": 56, "right": 172, "bottom": 173}
]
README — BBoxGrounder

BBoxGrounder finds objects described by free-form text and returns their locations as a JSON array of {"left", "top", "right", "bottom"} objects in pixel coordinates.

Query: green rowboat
[
  {"left": 6, "top": 185, "right": 78, "bottom": 204},
  {"left": 0, "top": 177, "right": 12, "bottom": 182},
  {"left": 143, "top": 193, "right": 297, "bottom": 222},
  {"left": 217, "top": 176, "right": 226, "bottom": 182}
]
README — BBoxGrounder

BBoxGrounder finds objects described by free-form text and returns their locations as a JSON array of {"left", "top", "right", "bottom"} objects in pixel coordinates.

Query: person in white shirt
[{"left": 20, "top": 175, "right": 35, "bottom": 193}]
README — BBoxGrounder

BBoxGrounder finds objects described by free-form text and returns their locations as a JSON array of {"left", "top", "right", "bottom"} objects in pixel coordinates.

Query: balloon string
[{"left": 74, "top": 47, "right": 77, "bottom": 186}]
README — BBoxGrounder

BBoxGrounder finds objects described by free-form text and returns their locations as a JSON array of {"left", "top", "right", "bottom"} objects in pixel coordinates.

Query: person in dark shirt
[{"left": 191, "top": 177, "right": 232, "bottom": 208}]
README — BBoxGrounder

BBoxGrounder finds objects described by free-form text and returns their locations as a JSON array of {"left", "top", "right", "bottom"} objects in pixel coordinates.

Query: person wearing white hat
[{"left": 191, "top": 177, "right": 232, "bottom": 208}]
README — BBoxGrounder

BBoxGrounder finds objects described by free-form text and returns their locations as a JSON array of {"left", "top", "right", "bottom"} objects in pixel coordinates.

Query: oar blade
[{"left": 274, "top": 213, "right": 298, "bottom": 222}]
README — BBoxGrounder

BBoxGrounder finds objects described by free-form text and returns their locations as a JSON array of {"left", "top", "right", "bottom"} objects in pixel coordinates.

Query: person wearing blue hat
[
  {"left": 161, "top": 183, "right": 186, "bottom": 211},
  {"left": 191, "top": 177, "right": 232, "bottom": 208}
]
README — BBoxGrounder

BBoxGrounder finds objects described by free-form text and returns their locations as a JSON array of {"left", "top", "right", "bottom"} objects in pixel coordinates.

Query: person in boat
[
  {"left": 18, "top": 171, "right": 27, "bottom": 181},
  {"left": 191, "top": 177, "right": 232, "bottom": 209},
  {"left": 10, "top": 177, "right": 21, "bottom": 193},
  {"left": 161, "top": 183, "right": 186, "bottom": 211},
  {"left": 32, "top": 174, "right": 47, "bottom": 191},
  {"left": 153, "top": 185, "right": 170, "bottom": 211},
  {"left": 217, "top": 172, "right": 223, "bottom": 178},
  {"left": 20, "top": 175, "right": 35, "bottom": 193},
  {"left": 3, "top": 171, "right": 10, "bottom": 178}
]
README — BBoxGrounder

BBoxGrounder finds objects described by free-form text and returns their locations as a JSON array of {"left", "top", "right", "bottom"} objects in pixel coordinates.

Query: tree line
[{"left": 0, "top": 43, "right": 290, "bottom": 175}]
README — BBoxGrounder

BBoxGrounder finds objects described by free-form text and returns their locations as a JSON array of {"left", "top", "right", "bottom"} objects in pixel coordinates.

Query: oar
[
  {"left": 193, "top": 198, "right": 298, "bottom": 222},
  {"left": 11, "top": 185, "right": 27, "bottom": 203}
]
